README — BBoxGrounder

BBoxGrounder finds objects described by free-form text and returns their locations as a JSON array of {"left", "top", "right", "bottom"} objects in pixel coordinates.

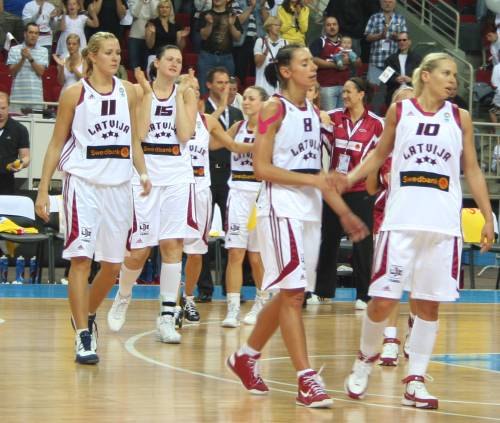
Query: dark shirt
[
  {"left": 204, "top": 99, "right": 243, "bottom": 185},
  {"left": 3, "top": 0, "right": 30, "bottom": 16},
  {"left": 85, "top": 0, "right": 127, "bottom": 38},
  {"left": 149, "top": 18, "right": 180, "bottom": 55},
  {"left": 449, "top": 95, "right": 468, "bottom": 110},
  {"left": 199, "top": 9, "right": 242, "bottom": 54},
  {"left": 0, "top": 117, "right": 29, "bottom": 175}
]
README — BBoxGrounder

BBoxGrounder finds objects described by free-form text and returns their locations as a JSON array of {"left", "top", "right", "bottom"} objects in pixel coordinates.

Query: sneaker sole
[
  {"left": 155, "top": 331, "right": 181, "bottom": 344},
  {"left": 225, "top": 357, "right": 269, "bottom": 396},
  {"left": 221, "top": 322, "right": 240, "bottom": 328},
  {"left": 401, "top": 397, "right": 438, "bottom": 409},
  {"left": 184, "top": 319, "right": 201, "bottom": 324},
  {"left": 344, "top": 377, "right": 366, "bottom": 400},
  {"left": 379, "top": 357, "right": 398, "bottom": 366},
  {"left": 296, "top": 398, "right": 334, "bottom": 408},
  {"left": 75, "top": 355, "right": 99, "bottom": 365}
]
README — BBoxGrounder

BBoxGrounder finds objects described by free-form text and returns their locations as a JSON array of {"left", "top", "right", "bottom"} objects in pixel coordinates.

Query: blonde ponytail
[{"left": 412, "top": 52, "right": 454, "bottom": 96}]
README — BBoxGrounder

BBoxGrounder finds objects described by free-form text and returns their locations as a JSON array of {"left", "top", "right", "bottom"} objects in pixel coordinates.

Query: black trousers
[
  {"left": 233, "top": 36, "right": 256, "bottom": 84},
  {"left": 0, "top": 174, "right": 15, "bottom": 195},
  {"left": 196, "top": 182, "right": 229, "bottom": 295},
  {"left": 315, "top": 191, "right": 374, "bottom": 301}
]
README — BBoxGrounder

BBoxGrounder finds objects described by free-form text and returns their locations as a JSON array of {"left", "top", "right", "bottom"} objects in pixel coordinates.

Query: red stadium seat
[
  {"left": 476, "top": 68, "right": 492, "bottom": 84},
  {"left": 182, "top": 52, "right": 198, "bottom": 73},
  {"left": 0, "top": 71, "right": 13, "bottom": 95},
  {"left": 176, "top": 13, "right": 191, "bottom": 29}
]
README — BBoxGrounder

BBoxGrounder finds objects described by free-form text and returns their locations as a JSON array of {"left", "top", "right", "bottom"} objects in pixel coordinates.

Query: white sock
[
  {"left": 408, "top": 317, "right": 439, "bottom": 376},
  {"left": 118, "top": 264, "right": 141, "bottom": 297},
  {"left": 297, "top": 368, "right": 314, "bottom": 378},
  {"left": 360, "top": 315, "right": 387, "bottom": 358},
  {"left": 238, "top": 343, "right": 260, "bottom": 357},
  {"left": 76, "top": 328, "right": 88, "bottom": 336},
  {"left": 227, "top": 293, "right": 240, "bottom": 309},
  {"left": 384, "top": 326, "right": 397, "bottom": 339},
  {"left": 185, "top": 295, "right": 195, "bottom": 303},
  {"left": 256, "top": 288, "right": 270, "bottom": 300},
  {"left": 159, "top": 262, "right": 182, "bottom": 315}
]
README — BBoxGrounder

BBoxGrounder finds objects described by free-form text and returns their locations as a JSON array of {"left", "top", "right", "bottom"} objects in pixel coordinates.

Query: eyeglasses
[{"left": 398, "top": 39, "right": 408, "bottom": 42}]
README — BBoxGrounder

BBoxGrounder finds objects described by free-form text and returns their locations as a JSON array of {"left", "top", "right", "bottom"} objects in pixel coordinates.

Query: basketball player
[
  {"left": 35, "top": 32, "right": 151, "bottom": 364},
  {"left": 179, "top": 74, "right": 254, "bottom": 323},
  {"left": 366, "top": 86, "right": 417, "bottom": 366},
  {"left": 222, "top": 86, "right": 269, "bottom": 328},
  {"left": 341, "top": 53, "right": 494, "bottom": 409},
  {"left": 107, "top": 45, "right": 198, "bottom": 344},
  {"left": 227, "top": 44, "right": 368, "bottom": 408}
]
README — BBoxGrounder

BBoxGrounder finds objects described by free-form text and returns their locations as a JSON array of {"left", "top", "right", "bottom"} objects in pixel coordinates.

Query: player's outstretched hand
[
  {"left": 326, "top": 171, "right": 349, "bottom": 193},
  {"left": 340, "top": 211, "right": 369, "bottom": 243},
  {"left": 480, "top": 220, "right": 495, "bottom": 253}
]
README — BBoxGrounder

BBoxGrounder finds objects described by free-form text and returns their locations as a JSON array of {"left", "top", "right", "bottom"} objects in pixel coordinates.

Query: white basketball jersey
[
  {"left": 133, "top": 85, "right": 194, "bottom": 186},
  {"left": 382, "top": 98, "right": 463, "bottom": 236},
  {"left": 58, "top": 77, "right": 133, "bottom": 185},
  {"left": 257, "top": 95, "right": 322, "bottom": 222},
  {"left": 187, "top": 113, "right": 211, "bottom": 191},
  {"left": 228, "top": 120, "right": 260, "bottom": 192}
]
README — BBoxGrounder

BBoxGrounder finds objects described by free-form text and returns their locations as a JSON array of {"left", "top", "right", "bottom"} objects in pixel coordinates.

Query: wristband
[{"left": 140, "top": 173, "right": 149, "bottom": 183}]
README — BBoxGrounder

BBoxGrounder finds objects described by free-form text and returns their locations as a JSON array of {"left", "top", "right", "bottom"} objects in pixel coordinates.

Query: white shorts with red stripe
[
  {"left": 370, "top": 230, "right": 462, "bottom": 302},
  {"left": 183, "top": 186, "right": 212, "bottom": 255},
  {"left": 62, "top": 174, "right": 133, "bottom": 263},
  {"left": 225, "top": 188, "right": 260, "bottom": 252},
  {"left": 258, "top": 215, "right": 320, "bottom": 291},
  {"left": 130, "top": 183, "right": 198, "bottom": 248}
]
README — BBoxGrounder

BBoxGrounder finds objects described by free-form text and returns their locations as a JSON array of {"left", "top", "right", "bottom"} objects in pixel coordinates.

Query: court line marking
[
  {"left": 0, "top": 318, "right": 5, "bottom": 324},
  {"left": 124, "top": 330, "right": 500, "bottom": 420}
]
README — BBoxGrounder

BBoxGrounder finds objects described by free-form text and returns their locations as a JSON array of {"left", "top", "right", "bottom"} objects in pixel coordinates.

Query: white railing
[
  {"left": 398, "top": 0, "right": 460, "bottom": 49},
  {"left": 475, "top": 122, "right": 500, "bottom": 178}
]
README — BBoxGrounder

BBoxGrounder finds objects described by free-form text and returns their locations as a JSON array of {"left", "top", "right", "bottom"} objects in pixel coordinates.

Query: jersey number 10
[{"left": 416, "top": 123, "right": 440, "bottom": 136}]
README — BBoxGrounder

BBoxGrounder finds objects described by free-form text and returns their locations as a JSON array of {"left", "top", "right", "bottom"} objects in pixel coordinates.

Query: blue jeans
[
  {"left": 128, "top": 37, "right": 147, "bottom": 70},
  {"left": 197, "top": 50, "right": 235, "bottom": 96},
  {"left": 320, "top": 86, "right": 344, "bottom": 111},
  {"left": 367, "top": 64, "right": 384, "bottom": 86}
]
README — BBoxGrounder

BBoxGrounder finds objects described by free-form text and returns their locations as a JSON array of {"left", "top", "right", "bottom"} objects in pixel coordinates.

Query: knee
[
  {"left": 416, "top": 301, "right": 439, "bottom": 321},
  {"left": 187, "top": 254, "right": 202, "bottom": 265},
  {"left": 281, "top": 290, "right": 305, "bottom": 310},
  {"left": 247, "top": 253, "right": 261, "bottom": 268},
  {"left": 227, "top": 249, "right": 245, "bottom": 265},
  {"left": 126, "top": 250, "right": 149, "bottom": 269},
  {"left": 100, "top": 262, "right": 122, "bottom": 277},
  {"left": 70, "top": 257, "right": 91, "bottom": 272},
  {"left": 160, "top": 240, "right": 183, "bottom": 263},
  {"left": 368, "top": 298, "right": 396, "bottom": 321}
]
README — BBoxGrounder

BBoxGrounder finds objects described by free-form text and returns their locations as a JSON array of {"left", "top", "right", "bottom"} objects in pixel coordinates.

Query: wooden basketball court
[{"left": 0, "top": 299, "right": 498, "bottom": 422}]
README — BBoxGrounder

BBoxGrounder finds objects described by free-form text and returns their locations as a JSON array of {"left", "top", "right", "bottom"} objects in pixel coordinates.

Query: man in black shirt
[
  {"left": 197, "top": 0, "right": 242, "bottom": 96},
  {"left": 195, "top": 67, "right": 243, "bottom": 302},
  {"left": 0, "top": 92, "right": 30, "bottom": 194}
]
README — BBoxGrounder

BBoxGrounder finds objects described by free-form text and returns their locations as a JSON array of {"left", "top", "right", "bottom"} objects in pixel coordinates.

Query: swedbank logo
[
  {"left": 400, "top": 171, "right": 449, "bottom": 192},
  {"left": 87, "top": 145, "right": 130, "bottom": 159}
]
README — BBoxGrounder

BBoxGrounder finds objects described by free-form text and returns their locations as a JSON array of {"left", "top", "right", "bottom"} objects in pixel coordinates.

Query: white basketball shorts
[
  {"left": 62, "top": 174, "right": 133, "bottom": 263},
  {"left": 225, "top": 188, "right": 260, "bottom": 252},
  {"left": 183, "top": 186, "right": 212, "bottom": 255},
  {"left": 130, "top": 183, "right": 198, "bottom": 249},
  {"left": 370, "top": 230, "right": 462, "bottom": 302},
  {"left": 258, "top": 214, "right": 320, "bottom": 291}
]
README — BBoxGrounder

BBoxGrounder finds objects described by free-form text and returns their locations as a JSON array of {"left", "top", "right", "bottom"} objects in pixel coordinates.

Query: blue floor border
[{"left": 1, "top": 285, "right": 500, "bottom": 303}]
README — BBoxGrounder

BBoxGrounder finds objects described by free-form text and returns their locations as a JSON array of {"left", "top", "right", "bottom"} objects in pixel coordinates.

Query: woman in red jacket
[{"left": 315, "top": 77, "right": 384, "bottom": 309}]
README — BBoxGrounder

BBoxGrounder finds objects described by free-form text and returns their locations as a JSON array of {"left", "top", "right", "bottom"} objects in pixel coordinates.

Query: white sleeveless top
[
  {"left": 133, "top": 85, "right": 194, "bottom": 186},
  {"left": 58, "top": 77, "right": 133, "bottom": 185},
  {"left": 62, "top": 62, "right": 83, "bottom": 92},
  {"left": 228, "top": 120, "right": 260, "bottom": 192},
  {"left": 381, "top": 98, "right": 463, "bottom": 236},
  {"left": 187, "top": 113, "right": 211, "bottom": 191},
  {"left": 257, "top": 95, "right": 322, "bottom": 222}
]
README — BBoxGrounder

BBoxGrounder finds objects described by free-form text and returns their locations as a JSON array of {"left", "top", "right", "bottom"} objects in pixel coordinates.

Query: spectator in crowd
[
  {"left": 192, "top": 0, "right": 213, "bottom": 52},
  {"left": 128, "top": 0, "right": 159, "bottom": 70},
  {"left": 0, "top": 92, "right": 30, "bottom": 195},
  {"left": 382, "top": 32, "right": 420, "bottom": 105},
  {"left": 332, "top": 36, "right": 360, "bottom": 69},
  {"left": 254, "top": 15, "right": 286, "bottom": 95},
  {"left": 56, "top": 0, "right": 99, "bottom": 56},
  {"left": 85, "top": 0, "right": 127, "bottom": 40},
  {"left": 486, "top": 31, "right": 500, "bottom": 65},
  {"left": 0, "top": 0, "right": 29, "bottom": 46},
  {"left": 448, "top": 84, "right": 468, "bottom": 110},
  {"left": 197, "top": 0, "right": 242, "bottom": 95},
  {"left": 228, "top": 75, "right": 243, "bottom": 112},
  {"left": 315, "top": 77, "right": 383, "bottom": 310},
  {"left": 364, "top": 0, "right": 407, "bottom": 85},
  {"left": 232, "top": 0, "right": 270, "bottom": 85},
  {"left": 53, "top": 33, "right": 84, "bottom": 92},
  {"left": 310, "top": 16, "right": 350, "bottom": 110},
  {"left": 7, "top": 23, "right": 48, "bottom": 111},
  {"left": 145, "top": 0, "right": 190, "bottom": 73},
  {"left": 277, "top": 0, "right": 309, "bottom": 45},
  {"left": 22, "top": 0, "right": 61, "bottom": 51},
  {"left": 490, "top": 61, "right": 500, "bottom": 126},
  {"left": 324, "top": 0, "right": 367, "bottom": 56},
  {"left": 197, "top": 66, "right": 243, "bottom": 302}
]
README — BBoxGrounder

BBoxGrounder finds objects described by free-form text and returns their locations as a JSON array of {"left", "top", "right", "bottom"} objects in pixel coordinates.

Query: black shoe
[
  {"left": 184, "top": 299, "right": 201, "bottom": 323},
  {"left": 194, "top": 293, "right": 212, "bottom": 303}
]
